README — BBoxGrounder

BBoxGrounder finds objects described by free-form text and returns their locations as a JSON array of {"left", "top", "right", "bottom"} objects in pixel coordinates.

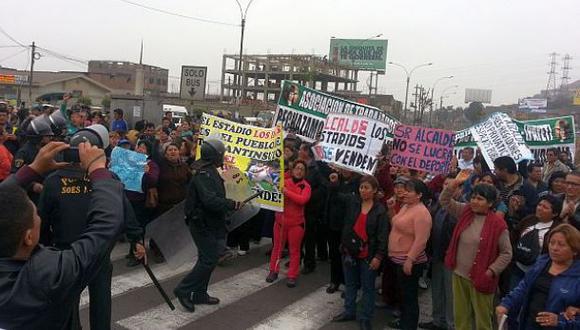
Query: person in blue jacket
[{"left": 496, "top": 223, "right": 580, "bottom": 329}]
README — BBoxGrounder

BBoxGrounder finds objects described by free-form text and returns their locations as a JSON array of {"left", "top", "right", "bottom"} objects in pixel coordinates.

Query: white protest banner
[
  {"left": 312, "top": 113, "right": 389, "bottom": 175},
  {"left": 469, "top": 112, "right": 533, "bottom": 169},
  {"left": 274, "top": 81, "right": 399, "bottom": 142}
]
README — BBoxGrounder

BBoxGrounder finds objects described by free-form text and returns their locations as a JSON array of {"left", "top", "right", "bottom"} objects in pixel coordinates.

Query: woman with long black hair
[{"left": 331, "top": 175, "right": 389, "bottom": 330}]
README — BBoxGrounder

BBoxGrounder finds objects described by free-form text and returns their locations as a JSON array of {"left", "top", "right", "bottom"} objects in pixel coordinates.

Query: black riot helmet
[
  {"left": 27, "top": 115, "right": 55, "bottom": 136},
  {"left": 47, "top": 110, "right": 68, "bottom": 136},
  {"left": 200, "top": 138, "right": 225, "bottom": 166}
]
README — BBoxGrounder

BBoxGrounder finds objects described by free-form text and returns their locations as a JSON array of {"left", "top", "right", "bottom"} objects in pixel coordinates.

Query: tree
[
  {"left": 464, "top": 102, "right": 485, "bottom": 124},
  {"left": 101, "top": 96, "right": 111, "bottom": 110},
  {"left": 77, "top": 96, "right": 92, "bottom": 107}
]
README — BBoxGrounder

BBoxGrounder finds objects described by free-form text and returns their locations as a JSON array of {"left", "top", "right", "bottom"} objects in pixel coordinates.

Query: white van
[{"left": 163, "top": 105, "right": 189, "bottom": 127}]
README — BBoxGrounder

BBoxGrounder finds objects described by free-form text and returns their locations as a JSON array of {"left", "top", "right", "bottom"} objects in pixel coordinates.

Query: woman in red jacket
[{"left": 266, "top": 160, "right": 311, "bottom": 288}]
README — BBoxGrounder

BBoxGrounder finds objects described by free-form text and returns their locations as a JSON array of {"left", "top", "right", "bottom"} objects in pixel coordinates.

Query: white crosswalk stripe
[
  {"left": 116, "top": 263, "right": 280, "bottom": 330},
  {"left": 249, "top": 286, "right": 343, "bottom": 330},
  {"left": 80, "top": 239, "right": 271, "bottom": 308},
  {"left": 110, "top": 242, "right": 130, "bottom": 262},
  {"left": 80, "top": 259, "right": 195, "bottom": 308},
  {"left": 78, "top": 238, "right": 432, "bottom": 330}
]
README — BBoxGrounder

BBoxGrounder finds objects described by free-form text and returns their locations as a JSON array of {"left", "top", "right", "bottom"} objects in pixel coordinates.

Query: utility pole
[
  {"left": 28, "top": 41, "right": 36, "bottom": 105},
  {"left": 412, "top": 84, "right": 420, "bottom": 124},
  {"left": 546, "top": 52, "right": 559, "bottom": 99}
]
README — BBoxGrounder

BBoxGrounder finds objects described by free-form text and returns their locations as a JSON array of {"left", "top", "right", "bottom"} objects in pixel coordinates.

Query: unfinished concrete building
[{"left": 220, "top": 54, "right": 359, "bottom": 103}]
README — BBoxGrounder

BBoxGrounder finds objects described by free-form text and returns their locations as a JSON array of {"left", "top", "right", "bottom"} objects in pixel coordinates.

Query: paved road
[{"left": 80, "top": 240, "right": 433, "bottom": 329}]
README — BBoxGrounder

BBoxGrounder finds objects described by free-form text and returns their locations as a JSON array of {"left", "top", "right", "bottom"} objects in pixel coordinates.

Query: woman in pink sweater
[{"left": 387, "top": 178, "right": 432, "bottom": 330}]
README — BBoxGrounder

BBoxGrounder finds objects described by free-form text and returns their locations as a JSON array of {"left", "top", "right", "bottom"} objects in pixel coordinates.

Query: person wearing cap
[
  {"left": 41, "top": 104, "right": 54, "bottom": 116},
  {"left": 37, "top": 124, "right": 145, "bottom": 330},
  {"left": 117, "top": 139, "right": 131, "bottom": 149},
  {"left": 174, "top": 138, "right": 242, "bottom": 313}
]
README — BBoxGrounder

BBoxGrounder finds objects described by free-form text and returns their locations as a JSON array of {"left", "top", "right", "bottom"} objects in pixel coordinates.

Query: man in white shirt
[{"left": 458, "top": 147, "right": 474, "bottom": 170}]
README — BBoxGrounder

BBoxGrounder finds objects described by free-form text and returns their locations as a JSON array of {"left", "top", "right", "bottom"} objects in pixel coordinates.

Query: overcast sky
[{"left": 1, "top": 0, "right": 579, "bottom": 107}]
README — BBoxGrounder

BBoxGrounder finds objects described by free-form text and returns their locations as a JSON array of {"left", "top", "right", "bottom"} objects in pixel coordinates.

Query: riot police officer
[
  {"left": 174, "top": 138, "right": 241, "bottom": 312},
  {"left": 12, "top": 114, "right": 55, "bottom": 204},
  {"left": 38, "top": 124, "right": 146, "bottom": 330}
]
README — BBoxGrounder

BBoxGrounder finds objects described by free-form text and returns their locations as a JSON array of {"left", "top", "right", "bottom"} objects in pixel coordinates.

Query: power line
[
  {"left": 0, "top": 25, "right": 27, "bottom": 47},
  {"left": 36, "top": 46, "right": 88, "bottom": 65},
  {"left": 0, "top": 48, "right": 27, "bottom": 63},
  {"left": 116, "top": 0, "right": 239, "bottom": 27},
  {"left": 42, "top": 53, "right": 87, "bottom": 69}
]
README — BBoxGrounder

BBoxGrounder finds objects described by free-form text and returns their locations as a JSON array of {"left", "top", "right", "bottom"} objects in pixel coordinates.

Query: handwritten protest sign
[
  {"left": 390, "top": 124, "right": 456, "bottom": 175},
  {"left": 469, "top": 112, "right": 534, "bottom": 169},
  {"left": 109, "top": 147, "right": 147, "bottom": 192},
  {"left": 312, "top": 113, "right": 389, "bottom": 175},
  {"left": 454, "top": 114, "right": 575, "bottom": 165},
  {"left": 274, "top": 80, "right": 399, "bottom": 142},
  {"left": 198, "top": 114, "right": 284, "bottom": 211}
]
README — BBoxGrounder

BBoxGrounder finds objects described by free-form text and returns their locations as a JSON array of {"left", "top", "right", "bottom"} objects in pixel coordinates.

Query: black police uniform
[
  {"left": 38, "top": 167, "right": 143, "bottom": 330},
  {"left": 174, "top": 162, "right": 237, "bottom": 305},
  {"left": 11, "top": 140, "right": 38, "bottom": 173},
  {"left": 0, "top": 166, "right": 125, "bottom": 330},
  {"left": 11, "top": 140, "right": 42, "bottom": 203}
]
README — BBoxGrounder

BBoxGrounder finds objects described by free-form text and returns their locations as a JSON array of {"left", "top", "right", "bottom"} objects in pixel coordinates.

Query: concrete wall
[{"left": 110, "top": 95, "right": 164, "bottom": 129}]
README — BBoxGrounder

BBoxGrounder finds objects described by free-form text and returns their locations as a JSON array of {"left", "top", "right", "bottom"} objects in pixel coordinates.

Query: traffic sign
[{"left": 180, "top": 66, "right": 207, "bottom": 101}]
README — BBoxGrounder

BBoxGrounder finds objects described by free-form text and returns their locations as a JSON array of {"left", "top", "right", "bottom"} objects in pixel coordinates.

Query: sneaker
[
  {"left": 286, "top": 278, "right": 296, "bottom": 288},
  {"left": 266, "top": 272, "right": 278, "bottom": 283},
  {"left": 419, "top": 277, "right": 430, "bottom": 289},
  {"left": 237, "top": 250, "right": 248, "bottom": 256}
]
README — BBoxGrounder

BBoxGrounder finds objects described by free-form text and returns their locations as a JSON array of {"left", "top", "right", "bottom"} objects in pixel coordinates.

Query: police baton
[{"left": 141, "top": 260, "right": 175, "bottom": 310}]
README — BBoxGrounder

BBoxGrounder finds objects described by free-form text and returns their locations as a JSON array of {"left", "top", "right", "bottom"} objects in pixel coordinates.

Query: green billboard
[{"left": 329, "top": 38, "right": 388, "bottom": 71}]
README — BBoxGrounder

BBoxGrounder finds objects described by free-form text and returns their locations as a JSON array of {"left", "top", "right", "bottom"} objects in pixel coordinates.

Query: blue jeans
[{"left": 342, "top": 256, "right": 377, "bottom": 321}]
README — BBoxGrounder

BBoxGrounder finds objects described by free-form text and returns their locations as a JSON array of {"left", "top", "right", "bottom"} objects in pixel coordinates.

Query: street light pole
[
  {"left": 429, "top": 75, "right": 453, "bottom": 126},
  {"left": 388, "top": 61, "right": 432, "bottom": 122},
  {"left": 439, "top": 91, "right": 457, "bottom": 111},
  {"left": 234, "top": 0, "right": 255, "bottom": 110},
  {"left": 437, "top": 85, "right": 458, "bottom": 112}
]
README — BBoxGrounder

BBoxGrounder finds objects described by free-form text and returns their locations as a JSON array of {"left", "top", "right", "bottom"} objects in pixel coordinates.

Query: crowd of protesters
[{"left": 0, "top": 97, "right": 579, "bottom": 330}]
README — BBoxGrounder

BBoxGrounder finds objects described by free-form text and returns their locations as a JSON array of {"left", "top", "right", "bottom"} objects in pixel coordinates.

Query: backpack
[{"left": 514, "top": 228, "right": 541, "bottom": 266}]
